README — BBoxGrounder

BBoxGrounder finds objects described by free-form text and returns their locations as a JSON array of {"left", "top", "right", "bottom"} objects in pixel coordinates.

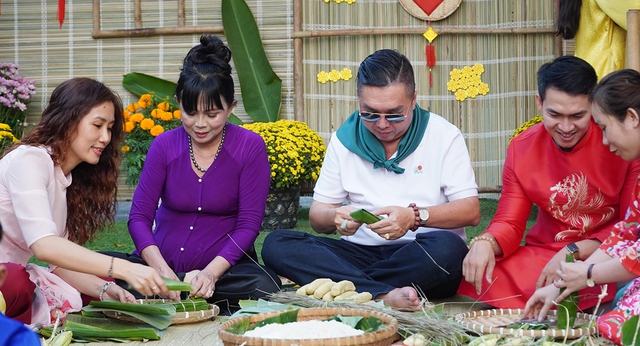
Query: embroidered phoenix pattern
[{"left": 549, "top": 172, "right": 615, "bottom": 241}]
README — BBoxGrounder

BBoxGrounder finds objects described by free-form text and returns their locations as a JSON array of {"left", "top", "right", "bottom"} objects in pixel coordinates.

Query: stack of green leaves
[{"left": 39, "top": 314, "right": 163, "bottom": 342}]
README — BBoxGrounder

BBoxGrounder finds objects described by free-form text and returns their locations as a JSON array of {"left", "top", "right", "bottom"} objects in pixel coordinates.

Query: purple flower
[{"left": 0, "top": 62, "right": 36, "bottom": 111}]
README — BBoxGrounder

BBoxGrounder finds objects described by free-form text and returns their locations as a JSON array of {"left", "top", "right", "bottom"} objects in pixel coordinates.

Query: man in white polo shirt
[{"left": 262, "top": 49, "right": 480, "bottom": 311}]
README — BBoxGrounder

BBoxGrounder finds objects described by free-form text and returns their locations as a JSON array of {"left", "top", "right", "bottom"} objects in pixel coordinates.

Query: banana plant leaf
[
  {"left": 122, "top": 72, "right": 243, "bottom": 125},
  {"left": 622, "top": 315, "right": 640, "bottom": 346},
  {"left": 222, "top": 0, "right": 282, "bottom": 123},
  {"left": 122, "top": 72, "right": 179, "bottom": 108}
]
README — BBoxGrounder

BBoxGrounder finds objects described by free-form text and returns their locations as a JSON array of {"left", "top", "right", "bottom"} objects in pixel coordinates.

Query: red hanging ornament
[
  {"left": 423, "top": 23, "right": 438, "bottom": 88},
  {"left": 426, "top": 44, "right": 436, "bottom": 87},
  {"left": 58, "top": 0, "right": 65, "bottom": 28}
]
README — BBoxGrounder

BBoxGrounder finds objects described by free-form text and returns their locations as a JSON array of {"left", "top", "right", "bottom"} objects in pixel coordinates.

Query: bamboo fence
[{"left": 0, "top": 0, "right": 573, "bottom": 199}]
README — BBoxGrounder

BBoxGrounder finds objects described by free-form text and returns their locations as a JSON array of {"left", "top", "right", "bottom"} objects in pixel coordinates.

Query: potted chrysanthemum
[
  {"left": 0, "top": 123, "right": 19, "bottom": 156},
  {"left": 0, "top": 62, "right": 36, "bottom": 140},
  {"left": 122, "top": 93, "right": 182, "bottom": 186},
  {"left": 242, "top": 120, "right": 326, "bottom": 230}
]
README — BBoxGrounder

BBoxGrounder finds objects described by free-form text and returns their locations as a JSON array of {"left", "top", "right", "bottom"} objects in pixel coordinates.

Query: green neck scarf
[{"left": 336, "top": 105, "right": 430, "bottom": 174}]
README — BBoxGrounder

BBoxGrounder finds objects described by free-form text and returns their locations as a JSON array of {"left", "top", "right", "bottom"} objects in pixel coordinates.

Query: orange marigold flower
[
  {"left": 140, "top": 118, "right": 155, "bottom": 131},
  {"left": 173, "top": 110, "right": 181, "bottom": 119},
  {"left": 151, "top": 109, "right": 161, "bottom": 118},
  {"left": 129, "top": 113, "right": 144, "bottom": 124},
  {"left": 160, "top": 111, "right": 174, "bottom": 121},
  {"left": 150, "top": 125, "right": 164, "bottom": 137},
  {"left": 121, "top": 145, "right": 130, "bottom": 152},
  {"left": 157, "top": 102, "right": 170, "bottom": 111},
  {"left": 124, "top": 121, "right": 135, "bottom": 133},
  {"left": 126, "top": 104, "right": 136, "bottom": 113}
]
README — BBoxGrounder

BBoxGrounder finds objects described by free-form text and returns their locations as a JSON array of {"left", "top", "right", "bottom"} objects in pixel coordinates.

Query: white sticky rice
[{"left": 243, "top": 320, "right": 365, "bottom": 339}]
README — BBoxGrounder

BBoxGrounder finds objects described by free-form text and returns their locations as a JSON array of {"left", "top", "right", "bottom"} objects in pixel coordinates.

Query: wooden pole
[
  {"left": 92, "top": 0, "right": 100, "bottom": 34},
  {"left": 627, "top": 10, "right": 640, "bottom": 72},
  {"left": 294, "top": 0, "right": 304, "bottom": 122},
  {"left": 291, "top": 27, "right": 555, "bottom": 39},
  {"left": 92, "top": 26, "right": 224, "bottom": 39},
  {"left": 178, "top": 0, "right": 185, "bottom": 27},
  {"left": 553, "top": 0, "right": 563, "bottom": 56},
  {"left": 134, "top": 0, "right": 142, "bottom": 29}
]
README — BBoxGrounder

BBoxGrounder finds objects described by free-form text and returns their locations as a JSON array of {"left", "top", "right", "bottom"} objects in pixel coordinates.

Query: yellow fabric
[
  {"left": 595, "top": 0, "right": 640, "bottom": 30},
  {"left": 575, "top": 0, "right": 627, "bottom": 80}
]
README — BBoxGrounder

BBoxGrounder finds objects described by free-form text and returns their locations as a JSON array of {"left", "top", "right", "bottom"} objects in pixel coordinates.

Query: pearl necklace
[{"left": 188, "top": 125, "right": 226, "bottom": 173}]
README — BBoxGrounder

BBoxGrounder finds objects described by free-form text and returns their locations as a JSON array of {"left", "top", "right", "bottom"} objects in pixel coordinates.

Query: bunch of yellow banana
[{"left": 295, "top": 278, "right": 372, "bottom": 304}]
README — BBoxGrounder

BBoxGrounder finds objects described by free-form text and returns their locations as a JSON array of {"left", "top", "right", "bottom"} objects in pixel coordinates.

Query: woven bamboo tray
[
  {"left": 103, "top": 299, "right": 219, "bottom": 325},
  {"left": 455, "top": 308, "right": 596, "bottom": 339},
  {"left": 218, "top": 307, "right": 399, "bottom": 346}
]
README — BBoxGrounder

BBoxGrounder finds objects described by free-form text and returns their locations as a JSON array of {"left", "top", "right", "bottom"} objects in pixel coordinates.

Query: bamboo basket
[
  {"left": 218, "top": 307, "right": 399, "bottom": 346},
  {"left": 455, "top": 308, "right": 596, "bottom": 339}
]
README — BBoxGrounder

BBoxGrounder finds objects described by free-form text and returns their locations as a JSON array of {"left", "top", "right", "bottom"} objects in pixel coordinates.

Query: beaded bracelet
[
  {"left": 99, "top": 281, "right": 116, "bottom": 301},
  {"left": 407, "top": 203, "right": 421, "bottom": 232},
  {"left": 469, "top": 235, "right": 497, "bottom": 248}
]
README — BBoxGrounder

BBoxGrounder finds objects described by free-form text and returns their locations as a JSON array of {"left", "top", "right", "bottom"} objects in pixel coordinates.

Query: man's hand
[
  {"left": 536, "top": 249, "right": 565, "bottom": 289},
  {"left": 334, "top": 205, "right": 361, "bottom": 236},
  {"left": 462, "top": 239, "right": 496, "bottom": 295}
]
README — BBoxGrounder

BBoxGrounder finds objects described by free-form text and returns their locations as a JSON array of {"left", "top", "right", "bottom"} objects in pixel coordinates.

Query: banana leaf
[
  {"left": 83, "top": 304, "right": 172, "bottom": 330},
  {"left": 162, "top": 277, "right": 195, "bottom": 292},
  {"left": 87, "top": 300, "right": 176, "bottom": 315},
  {"left": 222, "top": 0, "right": 282, "bottom": 123},
  {"left": 63, "top": 314, "right": 162, "bottom": 341},
  {"left": 122, "top": 72, "right": 243, "bottom": 125},
  {"left": 168, "top": 298, "right": 210, "bottom": 312}
]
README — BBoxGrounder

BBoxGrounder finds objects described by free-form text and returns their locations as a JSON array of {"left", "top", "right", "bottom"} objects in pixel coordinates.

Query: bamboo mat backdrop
[{"left": 0, "top": 0, "right": 568, "bottom": 200}]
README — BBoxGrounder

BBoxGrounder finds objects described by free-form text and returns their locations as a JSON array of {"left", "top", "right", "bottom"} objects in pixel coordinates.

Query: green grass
[{"left": 72, "top": 198, "right": 537, "bottom": 265}]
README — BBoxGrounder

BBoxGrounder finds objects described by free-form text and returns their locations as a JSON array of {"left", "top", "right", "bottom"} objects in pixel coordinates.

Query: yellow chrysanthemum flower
[
  {"left": 242, "top": 119, "right": 326, "bottom": 189},
  {"left": 0, "top": 123, "right": 11, "bottom": 131},
  {"left": 140, "top": 118, "right": 155, "bottom": 131}
]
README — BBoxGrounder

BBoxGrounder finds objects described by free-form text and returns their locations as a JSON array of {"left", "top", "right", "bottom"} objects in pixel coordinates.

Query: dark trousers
[
  {"left": 100, "top": 251, "right": 281, "bottom": 315},
  {"left": 261, "top": 229, "right": 468, "bottom": 299}
]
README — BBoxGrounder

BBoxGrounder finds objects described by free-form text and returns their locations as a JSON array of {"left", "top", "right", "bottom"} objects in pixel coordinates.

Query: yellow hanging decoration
[
  {"left": 447, "top": 63, "right": 489, "bottom": 102},
  {"left": 317, "top": 68, "right": 353, "bottom": 84}
]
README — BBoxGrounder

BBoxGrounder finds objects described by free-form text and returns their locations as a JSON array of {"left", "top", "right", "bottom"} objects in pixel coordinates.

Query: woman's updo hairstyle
[
  {"left": 175, "top": 34, "right": 235, "bottom": 115},
  {"left": 590, "top": 69, "right": 640, "bottom": 124}
]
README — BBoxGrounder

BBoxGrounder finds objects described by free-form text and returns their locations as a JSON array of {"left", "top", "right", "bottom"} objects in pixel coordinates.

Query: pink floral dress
[{"left": 597, "top": 175, "right": 640, "bottom": 345}]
